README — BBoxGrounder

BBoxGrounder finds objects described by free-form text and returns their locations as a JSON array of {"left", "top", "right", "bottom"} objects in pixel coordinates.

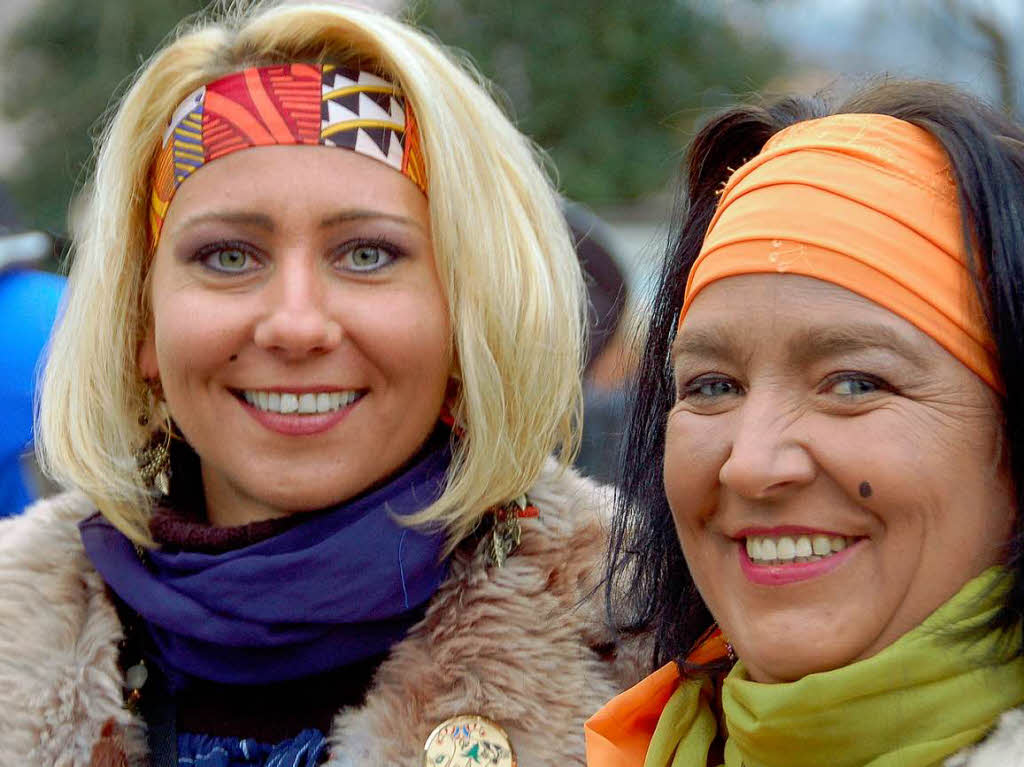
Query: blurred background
[
  {"left": 3, "top": 0, "right": 1022, "bottom": 283},
  {"left": 1, "top": 0, "right": 1021, "bottom": 506}
]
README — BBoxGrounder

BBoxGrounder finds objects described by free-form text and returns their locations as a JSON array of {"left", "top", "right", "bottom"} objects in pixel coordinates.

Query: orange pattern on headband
[
  {"left": 148, "top": 64, "right": 428, "bottom": 250},
  {"left": 679, "top": 113, "right": 1000, "bottom": 391}
]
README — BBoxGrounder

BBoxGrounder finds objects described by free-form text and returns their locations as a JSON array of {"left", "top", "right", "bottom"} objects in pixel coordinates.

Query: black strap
[
  {"left": 111, "top": 590, "right": 178, "bottom": 766},
  {"left": 140, "top": 663, "right": 178, "bottom": 767}
]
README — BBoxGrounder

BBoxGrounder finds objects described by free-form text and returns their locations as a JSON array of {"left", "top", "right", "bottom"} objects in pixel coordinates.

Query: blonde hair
[{"left": 38, "top": 1, "right": 585, "bottom": 549}]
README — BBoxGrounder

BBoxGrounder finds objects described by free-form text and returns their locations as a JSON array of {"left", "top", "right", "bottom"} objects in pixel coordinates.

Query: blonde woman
[{"left": 0, "top": 3, "right": 640, "bottom": 764}]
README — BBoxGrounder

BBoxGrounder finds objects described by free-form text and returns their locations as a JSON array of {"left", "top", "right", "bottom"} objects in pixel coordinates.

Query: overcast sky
[{"left": 716, "top": 0, "right": 1023, "bottom": 106}]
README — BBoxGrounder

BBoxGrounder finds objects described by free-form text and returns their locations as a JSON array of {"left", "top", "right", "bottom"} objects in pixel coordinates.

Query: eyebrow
[
  {"left": 319, "top": 209, "right": 425, "bottom": 231},
  {"left": 671, "top": 326, "right": 743, "bottom": 364},
  {"left": 786, "top": 324, "right": 931, "bottom": 369},
  {"left": 672, "top": 322, "right": 932, "bottom": 369},
  {"left": 173, "top": 208, "right": 425, "bottom": 234}
]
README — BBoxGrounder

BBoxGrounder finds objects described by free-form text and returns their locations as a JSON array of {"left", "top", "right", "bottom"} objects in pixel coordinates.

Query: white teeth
[
  {"left": 776, "top": 537, "right": 796, "bottom": 561},
  {"left": 241, "top": 389, "right": 361, "bottom": 415},
  {"left": 745, "top": 534, "right": 857, "bottom": 565},
  {"left": 795, "top": 536, "right": 812, "bottom": 558}
]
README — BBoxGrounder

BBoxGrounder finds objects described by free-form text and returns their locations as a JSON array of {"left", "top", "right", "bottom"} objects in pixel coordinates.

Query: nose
[
  {"left": 253, "top": 257, "right": 343, "bottom": 358},
  {"left": 717, "top": 391, "right": 816, "bottom": 500}
]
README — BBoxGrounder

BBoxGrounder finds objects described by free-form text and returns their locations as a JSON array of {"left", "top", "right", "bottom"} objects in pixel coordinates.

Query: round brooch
[{"left": 423, "top": 715, "right": 517, "bottom": 766}]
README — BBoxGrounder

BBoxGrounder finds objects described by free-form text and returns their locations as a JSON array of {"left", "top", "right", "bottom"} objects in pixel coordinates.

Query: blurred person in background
[
  {"left": 565, "top": 201, "right": 633, "bottom": 486},
  {"left": 0, "top": 3, "right": 643, "bottom": 764},
  {"left": 589, "top": 80, "right": 1024, "bottom": 766},
  {"left": 0, "top": 190, "right": 64, "bottom": 517}
]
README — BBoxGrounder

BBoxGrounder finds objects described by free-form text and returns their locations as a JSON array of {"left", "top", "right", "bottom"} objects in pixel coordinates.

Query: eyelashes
[
  {"left": 192, "top": 240, "right": 261, "bottom": 274},
  {"left": 335, "top": 237, "right": 405, "bottom": 272},
  {"left": 188, "top": 237, "right": 407, "bottom": 276},
  {"left": 675, "top": 370, "right": 897, "bottom": 407},
  {"left": 818, "top": 371, "right": 894, "bottom": 397},
  {"left": 680, "top": 374, "right": 742, "bottom": 402}
]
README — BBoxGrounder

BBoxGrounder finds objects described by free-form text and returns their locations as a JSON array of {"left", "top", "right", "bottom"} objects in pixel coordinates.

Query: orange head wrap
[{"left": 679, "top": 113, "right": 1000, "bottom": 391}]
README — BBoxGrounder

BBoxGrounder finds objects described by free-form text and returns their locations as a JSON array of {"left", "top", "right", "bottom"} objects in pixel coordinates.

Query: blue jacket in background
[{"left": 0, "top": 268, "right": 65, "bottom": 517}]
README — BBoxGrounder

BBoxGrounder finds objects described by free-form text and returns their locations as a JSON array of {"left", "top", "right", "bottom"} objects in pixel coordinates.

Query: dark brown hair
[{"left": 606, "top": 80, "right": 1024, "bottom": 670}]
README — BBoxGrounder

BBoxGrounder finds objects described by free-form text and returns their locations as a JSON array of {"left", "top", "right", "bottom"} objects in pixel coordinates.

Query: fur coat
[
  {"left": 0, "top": 462, "right": 645, "bottom": 766},
  {"left": 946, "top": 709, "right": 1024, "bottom": 766}
]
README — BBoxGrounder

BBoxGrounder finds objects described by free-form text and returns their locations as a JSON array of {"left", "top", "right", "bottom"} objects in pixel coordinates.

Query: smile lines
[{"left": 240, "top": 389, "right": 362, "bottom": 415}]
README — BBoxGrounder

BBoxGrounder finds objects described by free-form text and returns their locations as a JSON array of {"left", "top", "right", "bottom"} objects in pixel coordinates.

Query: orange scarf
[
  {"left": 585, "top": 630, "right": 729, "bottom": 766},
  {"left": 585, "top": 571, "right": 1024, "bottom": 767}
]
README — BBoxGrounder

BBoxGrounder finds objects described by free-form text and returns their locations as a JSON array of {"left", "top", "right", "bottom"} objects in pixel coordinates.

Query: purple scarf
[{"left": 80, "top": 435, "right": 451, "bottom": 690}]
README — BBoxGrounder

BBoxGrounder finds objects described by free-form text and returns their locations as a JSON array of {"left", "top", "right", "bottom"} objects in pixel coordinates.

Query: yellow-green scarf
[{"left": 645, "top": 568, "right": 1024, "bottom": 767}]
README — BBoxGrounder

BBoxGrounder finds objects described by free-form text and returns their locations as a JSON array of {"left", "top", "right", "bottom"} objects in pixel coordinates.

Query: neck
[
  {"left": 201, "top": 470, "right": 294, "bottom": 527},
  {"left": 642, "top": 568, "right": 1024, "bottom": 767},
  {"left": 79, "top": 434, "right": 454, "bottom": 688}
]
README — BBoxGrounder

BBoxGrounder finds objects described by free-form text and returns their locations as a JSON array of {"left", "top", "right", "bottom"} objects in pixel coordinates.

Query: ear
[{"left": 137, "top": 322, "right": 159, "bottom": 381}]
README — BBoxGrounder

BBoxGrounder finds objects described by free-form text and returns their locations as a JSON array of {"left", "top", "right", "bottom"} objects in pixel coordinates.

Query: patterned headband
[{"left": 148, "top": 63, "right": 428, "bottom": 249}]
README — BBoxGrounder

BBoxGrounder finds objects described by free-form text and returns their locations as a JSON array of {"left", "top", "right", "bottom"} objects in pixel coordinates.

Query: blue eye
[
  {"left": 340, "top": 243, "right": 396, "bottom": 272},
  {"left": 683, "top": 376, "right": 740, "bottom": 400},
  {"left": 824, "top": 373, "right": 887, "bottom": 397}
]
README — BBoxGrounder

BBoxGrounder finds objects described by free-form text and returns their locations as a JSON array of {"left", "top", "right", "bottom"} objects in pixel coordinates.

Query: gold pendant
[{"left": 423, "top": 715, "right": 517, "bottom": 767}]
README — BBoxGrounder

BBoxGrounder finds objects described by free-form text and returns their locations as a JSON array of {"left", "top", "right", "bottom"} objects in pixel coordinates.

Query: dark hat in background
[
  {"left": 562, "top": 200, "right": 627, "bottom": 371},
  {"left": 0, "top": 184, "right": 20, "bottom": 234}
]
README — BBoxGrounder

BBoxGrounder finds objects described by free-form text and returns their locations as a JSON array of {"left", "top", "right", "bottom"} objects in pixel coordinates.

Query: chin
[
  {"left": 738, "top": 636, "right": 869, "bottom": 683},
  {"left": 230, "top": 478, "right": 365, "bottom": 520},
  {"left": 262, "top": 488, "right": 357, "bottom": 514},
  {"left": 248, "top": 464, "right": 380, "bottom": 504},
  {"left": 742, "top": 654, "right": 832, "bottom": 684}
]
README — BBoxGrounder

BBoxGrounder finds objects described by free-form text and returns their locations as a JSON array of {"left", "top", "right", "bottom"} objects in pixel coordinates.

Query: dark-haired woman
[{"left": 587, "top": 80, "right": 1024, "bottom": 766}]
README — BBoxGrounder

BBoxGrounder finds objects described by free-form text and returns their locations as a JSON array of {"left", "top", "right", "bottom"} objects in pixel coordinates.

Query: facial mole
[
  {"left": 859, "top": 481, "right": 873, "bottom": 498},
  {"left": 229, "top": 354, "right": 238, "bottom": 362}
]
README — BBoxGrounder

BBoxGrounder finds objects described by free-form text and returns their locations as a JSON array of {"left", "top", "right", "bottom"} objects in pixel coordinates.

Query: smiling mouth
[
  {"left": 236, "top": 389, "right": 365, "bottom": 415},
  {"left": 744, "top": 534, "right": 859, "bottom": 565}
]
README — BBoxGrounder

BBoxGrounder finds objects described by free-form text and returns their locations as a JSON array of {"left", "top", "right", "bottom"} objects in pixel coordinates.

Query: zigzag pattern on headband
[{"left": 148, "top": 63, "right": 427, "bottom": 249}]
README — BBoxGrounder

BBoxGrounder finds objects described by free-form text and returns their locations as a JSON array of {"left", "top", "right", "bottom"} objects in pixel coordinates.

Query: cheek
[
  {"left": 663, "top": 414, "right": 726, "bottom": 619},
  {"left": 663, "top": 407, "right": 729, "bottom": 491},
  {"left": 663, "top": 410, "right": 728, "bottom": 530},
  {"left": 347, "top": 288, "right": 451, "bottom": 384},
  {"left": 150, "top": 292, "right": 250, "bottom": 385},
  {"left": 805, "top": 412, "right": 922, "bottom": 503}
]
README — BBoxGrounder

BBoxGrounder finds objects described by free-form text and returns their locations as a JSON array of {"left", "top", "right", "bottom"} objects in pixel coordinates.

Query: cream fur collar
[
  {"left": 946, "top": 708, "right": 1024, "bottom": 766},
  {"left": 0, "top": 461, "right": 643, "bottom": 766}
]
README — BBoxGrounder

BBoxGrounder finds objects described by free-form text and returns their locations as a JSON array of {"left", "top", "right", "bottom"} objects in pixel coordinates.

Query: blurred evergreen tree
[
  {"left": 413, "top": 0, "right": 787, "bottom": 205},
  {"left": 1, "top": 0, "right": 787, "bottom": 232},
  {"left": 1, "top": 0, "right": 206, "bottom": 233}
]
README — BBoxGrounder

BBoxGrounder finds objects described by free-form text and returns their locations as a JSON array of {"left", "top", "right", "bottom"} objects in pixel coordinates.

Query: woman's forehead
[
  {"left": 158, "top": 144, "right": 429, "bottom": 242},
  {"left": 673, "top": 274, "right": 939, "bottom": 367}
]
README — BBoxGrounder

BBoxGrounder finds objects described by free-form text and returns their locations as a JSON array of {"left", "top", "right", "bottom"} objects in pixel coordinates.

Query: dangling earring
[{"left": 137, "top": 384, "right": 171, "bottom": 496}]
